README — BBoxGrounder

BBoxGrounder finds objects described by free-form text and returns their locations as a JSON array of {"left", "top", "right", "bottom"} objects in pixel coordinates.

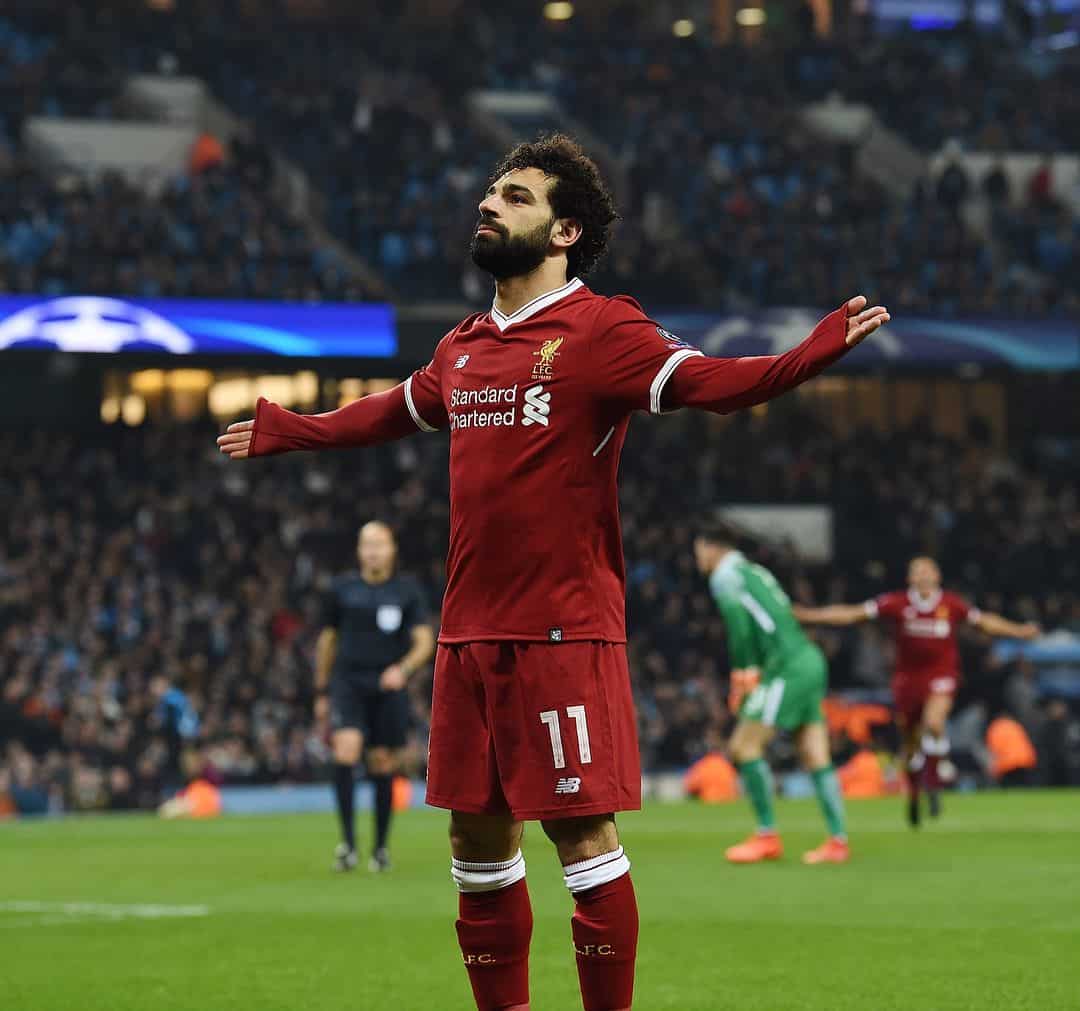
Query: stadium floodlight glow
[
  {"left": 672, "top": 18, "right": 695, "bottom": 37},
  {"left": 735, "top": 7, "right": 766, "bottom": 26},
  {"left": 543, "top": 1, "right": 574, "bottom": 20}
]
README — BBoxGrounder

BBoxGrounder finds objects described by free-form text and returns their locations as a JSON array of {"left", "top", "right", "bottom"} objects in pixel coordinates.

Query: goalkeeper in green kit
[{"left": 694, "top": 521, "right": 849, "bottom": 865}]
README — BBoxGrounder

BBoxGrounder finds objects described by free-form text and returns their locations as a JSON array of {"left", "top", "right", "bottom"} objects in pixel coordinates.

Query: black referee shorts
[{"left": 330, "top": 678, "right": 410, "bottom": 749}]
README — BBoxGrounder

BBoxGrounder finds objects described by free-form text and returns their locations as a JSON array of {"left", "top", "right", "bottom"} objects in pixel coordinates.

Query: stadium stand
[
  {"left": 2, "top": 410, "right": 1077, "bottom": 812},
  {"left": 0, "top": 155, "right": 379, "bottom": 301},
  {"left": 835, "top": 31, "right": 1080, "bottom": 154},
  {"left": 1, "top": 3, "right": 1076, "bottom": 312},
  {"left": 0, "top": 11, "right": 380, "bottom": 302},
  {"left": 0, "top": 3, "right": 1077, "bottom": 814}
]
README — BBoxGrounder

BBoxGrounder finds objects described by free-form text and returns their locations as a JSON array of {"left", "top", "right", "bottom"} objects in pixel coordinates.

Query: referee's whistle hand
[
  {"left": 217, "top": 419, "right": 255, "bottom": 460},
  {"left": 844, "top": 295, "right": 890, "bottom": 347}
]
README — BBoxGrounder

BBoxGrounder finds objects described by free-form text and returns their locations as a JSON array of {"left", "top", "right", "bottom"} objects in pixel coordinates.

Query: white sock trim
[
  {"left": 451, "top": 851, "right": 526, "bottom": 893},
  {"left": 921, "top": 733, "right": 950, "bottom": 757},
  {"left": 562, "top": 846, "right": 631, "bottom": 894}
]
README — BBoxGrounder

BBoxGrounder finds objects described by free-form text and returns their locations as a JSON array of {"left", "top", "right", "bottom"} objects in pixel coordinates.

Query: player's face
[
  {"left": 358, "top": 524, "right": 396, "bottom": 578},
  {"left": 908, "top": 557, "right": 941, "bottom": 595},
  {"left": 693, "top": 537, "right": 719, "bottom": 575},
  {"left": 470, "top": 168, "right": 557, "bottom": 280}
]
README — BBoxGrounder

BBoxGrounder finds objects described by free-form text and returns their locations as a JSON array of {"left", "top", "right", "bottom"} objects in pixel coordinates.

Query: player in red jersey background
[
  {"left": 218, "top": 134, "right": 890, "bottom": 1011},
  {"left": 795, "top": 557, "right": 1039, "bottom": 826}
]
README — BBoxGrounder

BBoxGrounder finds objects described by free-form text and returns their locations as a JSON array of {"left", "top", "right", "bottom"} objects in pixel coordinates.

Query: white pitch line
[{"left": 0, "top": 901, "right": 210, "bottom": 920}]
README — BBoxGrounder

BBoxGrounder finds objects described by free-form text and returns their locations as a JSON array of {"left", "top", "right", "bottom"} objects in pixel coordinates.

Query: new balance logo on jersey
[
  {"left": 555, "top": 777, "right": 581, "bottom": 795},
  {"left": 522, "top": 384, "right": 551, "bottom": 427},
  {"left": 453, "top": 354, "right": 470, "bottom": 369}
]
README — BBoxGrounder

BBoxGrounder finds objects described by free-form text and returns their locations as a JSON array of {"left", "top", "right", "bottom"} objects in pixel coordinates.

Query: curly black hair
[{"left": 489, "top": 133, "right": 618, "bottom": 279}]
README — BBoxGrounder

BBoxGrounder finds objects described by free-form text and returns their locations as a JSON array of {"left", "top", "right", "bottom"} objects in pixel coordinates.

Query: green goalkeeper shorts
[{"left": 739, "top": 645, "right": 827, "bottom": 730}]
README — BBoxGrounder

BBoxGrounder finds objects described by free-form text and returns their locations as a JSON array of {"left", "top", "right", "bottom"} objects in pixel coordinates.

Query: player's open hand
[
  {"left": 845, "top": 295, "right": 891, "bottom": 347},
  {"left": 217, "top": 419, "right": 255, "bottom": 459}
]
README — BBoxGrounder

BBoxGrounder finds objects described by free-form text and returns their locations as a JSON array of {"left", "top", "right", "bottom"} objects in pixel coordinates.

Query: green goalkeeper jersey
[{"left": 708, "top": 551, "right": 813, "bottom": 678}]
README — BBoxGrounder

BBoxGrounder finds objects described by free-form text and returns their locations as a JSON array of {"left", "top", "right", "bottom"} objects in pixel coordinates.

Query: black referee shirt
[{"left": 323, "top": 573, "right": 430, "bottom": 686}]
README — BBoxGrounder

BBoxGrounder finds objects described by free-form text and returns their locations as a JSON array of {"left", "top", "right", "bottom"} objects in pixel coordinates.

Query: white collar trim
[
  {"left": 908, "top": 588, "right": 943, "bottom": 611},
  {"left": 712, "top": 550, "right": 744, "bottom": 584},
  {"left": 490, "top": 277, "right": 583, "bottom": 332}
]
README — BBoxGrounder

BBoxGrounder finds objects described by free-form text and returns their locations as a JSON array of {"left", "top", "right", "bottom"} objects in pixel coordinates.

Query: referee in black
[{"left": 315, "top": 521, "right": 435, "bottom": 872}]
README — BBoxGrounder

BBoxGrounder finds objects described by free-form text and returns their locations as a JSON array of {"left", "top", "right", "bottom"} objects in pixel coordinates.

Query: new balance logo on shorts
[{"left": 555, "top": 777, "right": 582, "bottom": 795}]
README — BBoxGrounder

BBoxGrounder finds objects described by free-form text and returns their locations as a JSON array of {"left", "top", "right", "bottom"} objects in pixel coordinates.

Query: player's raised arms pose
[
  {"left": 694, "top": 523, "right": 850, "bottom": 866},
  {"left": 219, "top": 134, "right": 889, "bottom": 1011},
  {"left": 794, "top": 556, "right": 1038, "bottom": 827}
]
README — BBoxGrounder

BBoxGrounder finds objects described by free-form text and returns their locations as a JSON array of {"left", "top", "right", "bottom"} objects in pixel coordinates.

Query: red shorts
[
  {"left": 892, "top": 671, "right": 959, "bottom": 727},
  {"left": 425, "top": 641, "right": 641, "bottom": 821}
]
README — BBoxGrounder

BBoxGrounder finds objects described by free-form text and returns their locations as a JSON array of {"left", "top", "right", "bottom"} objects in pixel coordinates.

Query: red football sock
[
  {"left": 923, "top": 755, "right": 942, "bottom": 791},
  {"left": 455, "top": 877, "right": 533, "bottom": 1011},
  {"left": 570, "top": 871, "right": 639, "bottom": 1011},
  {"left": 907, "top": 752, "right": 924, "bottom": 799}
]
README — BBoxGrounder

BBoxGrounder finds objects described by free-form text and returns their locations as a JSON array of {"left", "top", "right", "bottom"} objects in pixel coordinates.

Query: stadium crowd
[
  {"left": 0, "top": 153, "right": 378, "bottom": 302},
  {"left": 2, "top": 409, "right": 1078, "bottom": 816},
  {"left": 2, "top": 3, "right": 1077, "bottom": 814},
  {"left": 0, "top": 13, "right": 378, "bottom": 302},
  {"left": 0, "top": 5, "right": 1076, "bottom": 313}
]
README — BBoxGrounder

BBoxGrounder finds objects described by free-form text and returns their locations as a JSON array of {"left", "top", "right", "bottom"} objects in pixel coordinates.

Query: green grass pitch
[{"left": 3, "top": 791, "right": 1079, "bottom": 1010}]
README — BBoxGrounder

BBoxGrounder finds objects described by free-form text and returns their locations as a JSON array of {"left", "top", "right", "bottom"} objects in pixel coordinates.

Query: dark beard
[{"left": 469, "top": 216, "right": 553, "bottom": 280}]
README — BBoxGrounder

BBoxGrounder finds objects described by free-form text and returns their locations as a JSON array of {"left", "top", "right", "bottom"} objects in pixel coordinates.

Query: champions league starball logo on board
[
  {"left": 0, "top": 295, "right": 398, "bottom": 358},
  {"left": 0, "top": 296, "right": 195, "bottom": 353}
]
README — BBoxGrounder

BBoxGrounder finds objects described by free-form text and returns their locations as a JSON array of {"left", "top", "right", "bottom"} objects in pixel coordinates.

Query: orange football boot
[
  {"left": 802, "top": 837, "right": 850, "bottom": 865},
  {"left": 725, "top": 832, "right": 783, "bottom": 864}
]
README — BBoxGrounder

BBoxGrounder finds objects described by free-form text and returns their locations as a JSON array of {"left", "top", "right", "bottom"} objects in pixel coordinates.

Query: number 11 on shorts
[{"left": 540, "top": 706, "right": 592, "bottom": 769}]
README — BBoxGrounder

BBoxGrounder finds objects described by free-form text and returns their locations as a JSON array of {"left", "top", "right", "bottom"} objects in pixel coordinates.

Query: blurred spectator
[
  {"left": 1027, "top": 156, "right": 1054, "bottom": 208},
  {"left": 1040, "top": 700, "right": 1080, "bottom": 787},
  {"left": 982, "top": 161, "right": 1010, "bottom": 205},
  {"left": 1004, "top": 659, "right": 1042, "bottom": 739},
  {"left": 189, "top": 133, "right": 225, "bottom": 175},
  {"left": 986, "top": 713, "right": 1038, "bottom": 786},
  {"left": 937, "top": 153, "right": 971, "bottom": 215},
  {"left": 683, "top": 732, "right": 739, "bottom": 803},
  {"left": 837, "top": 748, "right": 892, "bottom": 799}
]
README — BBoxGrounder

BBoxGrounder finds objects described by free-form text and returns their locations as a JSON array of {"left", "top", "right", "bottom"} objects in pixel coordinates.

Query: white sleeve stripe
[
  {"left": 967, "top": 608, "right": 982, "bottom": 624},
  {"left": 740, "top": 591, "right": 776, "bottom": 633},
  {"left": 863, "top": 600, "right": 878, "bottom": 618},
  {"left": 404, "top": 376, "right": 437, "bottom": 432},
  {"left": 649, "top": 348, "right": 703, "bottom": 414},
  {"left": 762, "top": 679, "right": 786, "bottom": 726}
]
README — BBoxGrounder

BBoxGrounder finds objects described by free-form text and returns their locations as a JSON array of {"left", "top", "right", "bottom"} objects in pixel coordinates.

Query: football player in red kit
[
  {"left": 795, "top": 556, "right": 1038, "bottom": 826},
  {"left": 218, "top": 135, "right": 890, "bottom": 1011}
]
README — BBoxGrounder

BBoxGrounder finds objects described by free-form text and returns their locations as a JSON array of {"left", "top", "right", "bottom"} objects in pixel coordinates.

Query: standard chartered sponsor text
[{"left": 450, "top": 384, "right": 518, "bottom": 430}]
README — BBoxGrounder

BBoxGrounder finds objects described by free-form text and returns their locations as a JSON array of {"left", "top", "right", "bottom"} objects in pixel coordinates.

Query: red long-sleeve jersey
[
  {"left": 251, "top": 279, "right": 851, "bottom": 642},
  {"left": 865, "top": 589, "right": 981, "bottom": 679}
]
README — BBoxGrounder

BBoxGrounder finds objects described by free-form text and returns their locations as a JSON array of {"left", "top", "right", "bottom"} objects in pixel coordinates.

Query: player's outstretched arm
[
  {"left": 663, "top": 296, "right": 889, "bottom": 414},
  {"left": 216, "top": 382, "right": 436, "bottom": 460},
  {"left": 975, "top": 612, "right": 1041, "bottom": 640},
  {"left": 792, "top": 603, "right": 871, "bottom": 626}
]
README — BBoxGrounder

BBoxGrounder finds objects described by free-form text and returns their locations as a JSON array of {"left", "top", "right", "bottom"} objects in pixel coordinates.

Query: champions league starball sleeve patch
[{"left": 656, "top": 326, "right": 697, "bottom": 351}]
